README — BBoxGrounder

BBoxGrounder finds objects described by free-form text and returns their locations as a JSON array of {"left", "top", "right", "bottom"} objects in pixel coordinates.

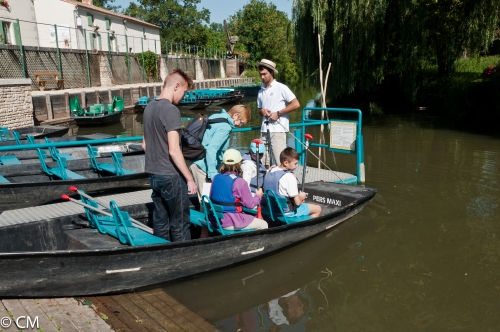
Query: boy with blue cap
[{"left": 241, "top": 139, "right": 267, "bottom": 193}]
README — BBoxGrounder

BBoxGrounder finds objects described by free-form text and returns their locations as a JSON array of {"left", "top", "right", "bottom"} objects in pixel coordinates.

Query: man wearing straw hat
[{"left": 257, "top": 59, "right": 300, "bottom": 167}]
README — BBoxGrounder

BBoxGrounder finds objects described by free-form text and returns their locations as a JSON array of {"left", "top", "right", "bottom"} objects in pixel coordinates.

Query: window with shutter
[{"left": 87, "top": 13, "right": 93, "bottom": 27}]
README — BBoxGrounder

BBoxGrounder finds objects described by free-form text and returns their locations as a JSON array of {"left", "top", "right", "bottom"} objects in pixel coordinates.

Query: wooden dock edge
[
  {"left": 85, "top": 290, "right": 219, "bottom": 332},
  {"left": 0, "top": 298, "right": 113, "bottom": 331}
]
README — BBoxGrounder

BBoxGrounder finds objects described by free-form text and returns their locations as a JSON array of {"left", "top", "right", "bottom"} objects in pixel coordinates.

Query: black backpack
[{"left": 181, "top": 113, "right": 230, "bottom": 160}]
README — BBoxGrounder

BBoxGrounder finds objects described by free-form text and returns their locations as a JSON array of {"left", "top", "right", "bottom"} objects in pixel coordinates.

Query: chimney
[{"left": 82, "top": 0, "right": 93, "bottom": 5}]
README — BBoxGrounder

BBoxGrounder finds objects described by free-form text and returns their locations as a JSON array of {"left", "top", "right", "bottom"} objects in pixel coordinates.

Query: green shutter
[
  {"left": 89, "top": 32, "right": 94, "bottom": 49},
  {"left": 13, "top": 21, "right": 21, "bottom": 46},
  {"left": 98, "top": 35, "right": 102, "bottom": 50},
  {"left": 87, "top": 13, "right": 93, "bottom": 26},
  {"left": 105, "top": 17, "right": 110, "bottom": 30},
  {"left": 0, "top": 21, "right": 4, "bottom": 45}
]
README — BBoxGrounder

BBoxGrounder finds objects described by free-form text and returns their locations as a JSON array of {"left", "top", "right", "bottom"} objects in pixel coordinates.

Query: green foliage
[
  {"left": 230, "top": 0, "right": 298, "bottom": 83},
  {"left": 75, "top": 0, "right": 121, "bottom": 12},
  {"left": 294, "top": 0, "right": 500, "bottom": 99},
  {"left": 123, "top": 0, "right": 210, "bottom": 48},
  {"left": 138, "top": 51, "right": 158, "bottom": 82}
]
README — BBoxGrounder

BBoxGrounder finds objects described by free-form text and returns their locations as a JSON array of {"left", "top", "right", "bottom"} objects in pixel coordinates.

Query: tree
[
  {"left": 230, "top": 0, "right": 298, "bottom": 83},
  {"left": 75, "top": 0, "right": 121, "bottom": 12},
  {"left": 293, "top": 0, "right": 500, "bottom": 98},
  {"left": 123, "top": 0, "right": 210, "bottom": 49}
]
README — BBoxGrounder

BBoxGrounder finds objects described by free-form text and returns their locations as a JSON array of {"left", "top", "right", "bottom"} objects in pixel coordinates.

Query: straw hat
[
  {"left": 256, "top": 59, "right": 279, "bottom": 74},
  {"left": 222, "top": 149, "right": 242, "bottom": 165}
]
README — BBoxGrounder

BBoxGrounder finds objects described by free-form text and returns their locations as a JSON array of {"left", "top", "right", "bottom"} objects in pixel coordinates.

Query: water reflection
[{"left": 81, "top": 93, "right": 500, "bottom": 330}]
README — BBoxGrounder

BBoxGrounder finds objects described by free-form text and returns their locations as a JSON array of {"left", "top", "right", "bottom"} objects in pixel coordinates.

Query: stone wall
[{"left": 0, "top": 79, "right": 34, "bottom": 129}]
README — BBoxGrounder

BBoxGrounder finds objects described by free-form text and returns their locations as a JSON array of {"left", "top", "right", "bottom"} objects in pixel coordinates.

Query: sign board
[
  {"left": 330, "top": 121, "right": 356, "bottom": 151},
  {"left": 49, "top": 24, "right": 70, "bottom": 43}
]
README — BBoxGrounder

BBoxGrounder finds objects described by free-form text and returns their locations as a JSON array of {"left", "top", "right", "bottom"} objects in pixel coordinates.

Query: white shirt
[
  {"left": 241, "top": 159, "right": 257, "bottom": 190},
  {"left": 257, "top": 80, "right": 297, "bottom": 133},
  {"left": 268, "top": 167, "right": 299, "bottom": 198}
]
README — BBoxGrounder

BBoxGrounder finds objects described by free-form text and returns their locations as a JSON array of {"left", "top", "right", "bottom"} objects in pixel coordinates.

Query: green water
[{"left": 83, "top": 92, "right": 500, "bottom": 330}]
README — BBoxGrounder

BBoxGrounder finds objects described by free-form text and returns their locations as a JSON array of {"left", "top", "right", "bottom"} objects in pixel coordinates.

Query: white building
[
  {"left": 0, "top": 0, "right": 39, "bottom": 47},
  {"left": 1, "top": 0, "right": 161, "bottom": 54}
]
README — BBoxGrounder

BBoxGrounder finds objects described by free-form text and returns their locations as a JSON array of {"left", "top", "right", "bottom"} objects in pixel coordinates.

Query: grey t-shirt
[{"left": 143, "top": 98, "right": 182, "bottom": 175}]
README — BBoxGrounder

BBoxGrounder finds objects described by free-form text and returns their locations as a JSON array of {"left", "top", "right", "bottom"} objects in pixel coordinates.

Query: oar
[
  {"left": 301, "top": 134, "right": 313, "bottom": 192},
  {"left": 252, "top": 139, "right": 264, "bottom": 219},
  {"left": 62, "top": 192, "right": 153, "bottom": 234}
]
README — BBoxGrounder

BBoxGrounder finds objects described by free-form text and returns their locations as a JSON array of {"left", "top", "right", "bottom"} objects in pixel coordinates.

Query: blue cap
[{"left": 250, "top": 140, "right": 266, "bottom": 154}]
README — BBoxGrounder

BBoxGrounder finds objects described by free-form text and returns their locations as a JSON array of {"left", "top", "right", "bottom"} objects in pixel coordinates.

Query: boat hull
[
  {"left": 0, "top": 154, "right": 149, "bottom": 211},
  {"left": 71, "top": 111, "right": 123, "bottom": 126},
  {"left": 0, "top": 183, "right": 376, "bottom": 297}
]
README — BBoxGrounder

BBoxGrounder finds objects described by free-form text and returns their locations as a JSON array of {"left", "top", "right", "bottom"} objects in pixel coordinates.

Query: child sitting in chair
[
  {"left": 210, "top": 149, "right": 268, "bottom": 231},
  {"left": 263, "top": 147, "right": 321, "bottom": 218},
  {"left": 241, "top": 139, "right": 267, "bottom": 193}
]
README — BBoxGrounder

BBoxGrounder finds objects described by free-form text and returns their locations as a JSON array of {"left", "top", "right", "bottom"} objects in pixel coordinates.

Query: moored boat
[
  {"left": 0, "top": 133, "right": 115, "bottom": 148},
  {"left": 70, "top": 96, "right": 125, "bottom": 126},
  {"left": 0, "top": 148, "right": 147, "bottom": 211},
  {"left": 0, "top": 125, "right": 70, "bottom": 142},
  {"left": 0, "top": 182, "right": 376, "bottom": 297}
]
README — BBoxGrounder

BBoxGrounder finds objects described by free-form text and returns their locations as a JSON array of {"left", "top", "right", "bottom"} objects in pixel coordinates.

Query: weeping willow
[{"left": 293, "top": 0, "right": 500, "bottom": 99}]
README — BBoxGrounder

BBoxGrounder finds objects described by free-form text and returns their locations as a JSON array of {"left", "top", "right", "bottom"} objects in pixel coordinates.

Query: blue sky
[{"left": 113, "top": 0, "right": 293, "bottom": 23}]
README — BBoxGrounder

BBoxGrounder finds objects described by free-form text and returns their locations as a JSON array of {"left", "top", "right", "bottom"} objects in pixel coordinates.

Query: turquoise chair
[
  {"left": 262, "top": 189, "right": 310, "bottom": 224},
  {"left": 201, "top": 195, "right": 254, "bottom": 235}
]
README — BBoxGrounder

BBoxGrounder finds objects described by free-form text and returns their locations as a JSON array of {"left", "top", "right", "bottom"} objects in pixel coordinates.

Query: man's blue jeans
[{"left": 149, "top": 174, "right": 191, "bottom": 242}]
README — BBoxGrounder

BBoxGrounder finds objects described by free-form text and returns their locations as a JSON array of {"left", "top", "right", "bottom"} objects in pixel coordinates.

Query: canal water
[{"left": 83, "top": 93, "right": 500, "bottom": 330}]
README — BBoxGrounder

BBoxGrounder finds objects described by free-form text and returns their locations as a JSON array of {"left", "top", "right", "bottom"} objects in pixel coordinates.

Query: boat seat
[
  {"left": 262, "top": 189, "right": 311, "bottom": 224},
  {"left": 0, "top": 174, "right": 10, "bottom": 183},
  {"left": 80, "top": 194, "right": 168, "bottom": 246},
  {"left": 70, "top": 96, "right": 85, "bottom": 116},
  {"left": 36, "top": 148, "right": 86, "bottom": 180},
  {"left": 0, "top": 127, "right": 10, "bottom": 142},
  {"left": 0, "top": 156, "right": 22, "bottom": 165},
  {"left": 44, "top": 137, "right": 74, "bottom": 161},
  {"left": 137, "top": 96, "right": 149, "bottom": 106},
  {"left": 87, "top": 145, "right": 135, "bottom": 175},
  {"left": 12, "top": 131, "right": 22, "bottom": 145},
  {"left": 189, "top": 209, "right": 208, "bottom": 227},
  {"left": 201, "top": 195, "right": 254, "bottom": 235}
]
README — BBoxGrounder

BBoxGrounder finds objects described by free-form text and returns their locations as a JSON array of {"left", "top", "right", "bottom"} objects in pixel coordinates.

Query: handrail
[{"left": 0, "top": 136, "right": 142, "bottom": 151}]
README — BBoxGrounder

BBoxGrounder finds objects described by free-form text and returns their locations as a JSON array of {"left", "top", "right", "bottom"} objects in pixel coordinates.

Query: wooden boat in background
[
  {"left": 70, "top": 96, "right": 125, "bottom": 126},
  {"left": 0, "top": 182, "right": 376, "bottom": 297},
  {"left": 0, "top": 125, "right": 69, "bottom": 142},
  {"left": 0, "top": 151, "right": 148, "bottom": 211},
  {"left": 0, "top": 133, "right": 115, "bottom": 148}
]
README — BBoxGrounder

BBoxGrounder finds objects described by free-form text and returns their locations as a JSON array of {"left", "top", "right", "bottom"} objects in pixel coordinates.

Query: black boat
[
  {"left": 0, "top": 133, "right": 115, "bottom": 148},
  {"left": 0, "top": 182, "right": 376, "bottom": 297},
  {"left": 0, "top": 152, "right": 148, "bottom": 211},
  {"left": 0, "top": 141, "right": 142, "bottom": 165},
  {"left": 70, "top": 96, "right": 125, "bottom": 126},
  {"left": 0, "top": 125, "right": 70, "bottom": 142}
]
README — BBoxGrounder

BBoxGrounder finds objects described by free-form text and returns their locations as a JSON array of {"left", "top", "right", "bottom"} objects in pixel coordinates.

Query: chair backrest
[
  {"left": 264, "top": 189, "right": 291, "bottom": 223},
  {"left": 26, "top": 135, "right": 36, "bottom": 145},
  {"left": 70, "top": 97, "right": 84, "bottom": 116},
  {"left": 86, "top": 144, "right": 101, "bottom": 171},
  {"left": 109, "top": 200, "right": 135, "bottom": 245},
  {"left": 110, "top": 152, "right": 124, "bottom": 175},
  {"left": 44, "top": 137, "right": 58, "bottom": 160},
  {"left": 80, "top": 194, "right": 107, "bottom": 234},
  {"left": 114, "top": 96, "right": 125, "bottom": 111},
  {"left": 35, "top": 148, "right": 50, "bottom": 175},
  {"left": 201, "top": 195, "right": 226, "bottom": 234},
  {"left": 52, "top": 153, "right": 70, "bottom": 180},
  {"left": 12, "top": 131, "right": 22, "bottom": 145},
  {"left": 0, "top": 127, "right": 9, "bottom": 142}
]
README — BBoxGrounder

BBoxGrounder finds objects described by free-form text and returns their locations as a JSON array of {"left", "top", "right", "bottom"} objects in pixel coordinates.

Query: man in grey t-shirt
[{"left": 142, "top": 68, "right": 197, "bottom": 242}]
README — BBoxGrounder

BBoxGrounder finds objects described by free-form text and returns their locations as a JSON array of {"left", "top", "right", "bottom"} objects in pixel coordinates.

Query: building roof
[{"left": 61, "top": 0, "right": 160, "bottom": 29}]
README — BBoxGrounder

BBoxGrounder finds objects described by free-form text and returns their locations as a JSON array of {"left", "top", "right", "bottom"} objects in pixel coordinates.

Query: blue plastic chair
[
  {"left": 201, "top": 195, "right": 254, "bottom": 235},
  {"left": 262, "top": 189, "right": 310, "bottom": 224},
  {"left": 87, "top": 144, "right": 135, "bottom": 175}
]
